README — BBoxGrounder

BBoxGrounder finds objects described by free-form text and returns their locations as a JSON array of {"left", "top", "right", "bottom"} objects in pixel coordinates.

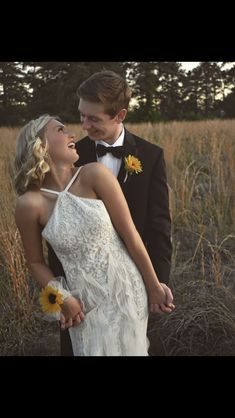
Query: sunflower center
[{"left": 48, "top": 294, "right": 57, "bottom": 304}]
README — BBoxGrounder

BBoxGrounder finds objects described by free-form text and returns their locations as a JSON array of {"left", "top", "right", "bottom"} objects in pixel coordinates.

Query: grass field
[{"left": 0, "top": 120, "right": 235, "bottom": 356}]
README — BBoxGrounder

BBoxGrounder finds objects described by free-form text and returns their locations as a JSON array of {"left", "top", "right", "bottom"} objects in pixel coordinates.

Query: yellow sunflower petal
[
  {"left": 39, "top": 286, "right": 63, "bottom": 314},
  {"left": 124, "top": 155, "right": 143, "bottom": 174}
]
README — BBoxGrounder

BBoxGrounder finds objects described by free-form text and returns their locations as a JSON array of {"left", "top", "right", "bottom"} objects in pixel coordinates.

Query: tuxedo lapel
[
  {"left": 88, "top": 141, "right": 97, "bottom": 162},
  {"left": 76, "top": 137, "right": 97, "bottom": 166},
  {"left": 84, "top": 139, "right": 97, "bottom": 163},
  {"left": 117, "top": 129, "right": 137, "bottom": 185},
  {"left": 77, "top": 132, "right": 138, "bottom": 188}
]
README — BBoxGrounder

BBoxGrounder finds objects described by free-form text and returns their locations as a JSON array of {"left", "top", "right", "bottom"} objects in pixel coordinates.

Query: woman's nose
[{"left": 69, "top": 131, "right": 75, "bottom": 139}]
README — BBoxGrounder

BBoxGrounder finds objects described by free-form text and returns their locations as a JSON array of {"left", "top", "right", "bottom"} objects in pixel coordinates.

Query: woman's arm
[
  {"left": 15, "top": 193, "right": 84, "bottom": 326},
  {"left": 88, "top": 163, "right": 174, "bottom": 314}
]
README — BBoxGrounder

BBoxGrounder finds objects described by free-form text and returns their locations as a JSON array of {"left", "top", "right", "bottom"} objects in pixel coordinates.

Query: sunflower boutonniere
[{"left": 124, "top": 155, "right": 143, "bottom": 183}]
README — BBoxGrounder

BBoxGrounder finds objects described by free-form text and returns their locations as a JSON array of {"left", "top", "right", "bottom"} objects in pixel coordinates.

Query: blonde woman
[{"left": 14, "top": 114, "right": 175, "bottom": 356}]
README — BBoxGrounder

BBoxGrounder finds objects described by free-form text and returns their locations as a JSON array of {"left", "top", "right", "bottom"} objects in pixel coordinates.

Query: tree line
[{"left": 0, "top": 61, "right": 235, "bottom": 125}]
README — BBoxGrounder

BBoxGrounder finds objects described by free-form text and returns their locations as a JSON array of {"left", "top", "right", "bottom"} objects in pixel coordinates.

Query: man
[{"left": 48, "top": 70, "right": 172, "bottom": 355}]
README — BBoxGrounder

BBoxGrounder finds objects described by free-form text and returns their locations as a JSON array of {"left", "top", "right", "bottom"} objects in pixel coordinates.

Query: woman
[{"left": 14, "top": 114, "right": 175, "bottom": 356}]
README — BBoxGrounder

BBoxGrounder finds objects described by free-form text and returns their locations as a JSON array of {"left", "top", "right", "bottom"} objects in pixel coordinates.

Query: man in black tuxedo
[{"left": 48, "top": 70, "right": 172, "bottom": 355}]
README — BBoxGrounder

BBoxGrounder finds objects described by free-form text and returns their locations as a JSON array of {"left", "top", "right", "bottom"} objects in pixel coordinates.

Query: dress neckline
[
  {"left": 40, "top": 167, "right": 82, "bottom": 195},
  {"left": 41, "top": 189, "right": 104, "bottom": 235}
]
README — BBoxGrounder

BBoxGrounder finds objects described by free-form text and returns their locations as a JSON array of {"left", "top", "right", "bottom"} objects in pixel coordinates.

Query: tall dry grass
[
  {"left": 0, "top": 120, "right": 235, "bottom": 355},
  {"left": 0, "top": 127, "right": 56, "bottom": 355},
  {"left": 124, "top": 121, "right": 235, "bottom": 290},
  {"left": 126, "top": 120, "right": 235, "bottom": 355}
]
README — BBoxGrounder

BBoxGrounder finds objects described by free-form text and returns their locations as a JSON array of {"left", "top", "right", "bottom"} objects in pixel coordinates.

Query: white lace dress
[{"left": 41, "top": 167, "right": 149, "bottom": 356}]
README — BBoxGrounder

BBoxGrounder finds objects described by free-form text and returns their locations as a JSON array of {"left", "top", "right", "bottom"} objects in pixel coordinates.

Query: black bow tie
[{"left": 96, "top": 143, "right": 124, "bottom": 159}]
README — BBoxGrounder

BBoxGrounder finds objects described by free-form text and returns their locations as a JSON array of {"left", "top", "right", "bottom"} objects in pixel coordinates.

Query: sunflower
[
  {"left": 124, "top": 155, "right": 143, "bottom": 175},
  {"left": 39, "top": 286, "right": 63, "bottom": 314}
]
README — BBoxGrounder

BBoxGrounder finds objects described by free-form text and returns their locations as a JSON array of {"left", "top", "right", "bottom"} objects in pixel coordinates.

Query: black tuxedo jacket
[{"left": 74, "top": 129, "right": 172, "bottom": 284}]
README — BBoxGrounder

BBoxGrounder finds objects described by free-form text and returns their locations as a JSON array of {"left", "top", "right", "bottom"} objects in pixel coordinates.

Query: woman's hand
[
  {"left": 148, "top": 282, "right": 175, "bottom": 314},
  {"left": 60, "top": 296, "right": 85, "bottom": 330}
]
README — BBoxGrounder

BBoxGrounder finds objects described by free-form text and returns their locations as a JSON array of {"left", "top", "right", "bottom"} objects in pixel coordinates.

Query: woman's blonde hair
[{"left": 14, "top": 114, "right": 56, "bottom": 195}]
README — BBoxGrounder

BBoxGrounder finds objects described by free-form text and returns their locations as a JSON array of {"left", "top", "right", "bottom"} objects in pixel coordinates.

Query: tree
[
  {"left": 0, "top": 62, "right": 30, "bottom": 125},
  {"left": 156, "top": 62, "right": 184, "bottom": 120},
  {"left": 1, "top": 61, "right": 234, "bottom": 125},
  {"left": 24, "top": 61, "right": 127, "bottom": 122}
]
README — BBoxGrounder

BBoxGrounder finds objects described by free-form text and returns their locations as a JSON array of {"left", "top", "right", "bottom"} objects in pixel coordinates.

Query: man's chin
[{"left": 88, "top": 133, "right": 101, "bottom": 141}]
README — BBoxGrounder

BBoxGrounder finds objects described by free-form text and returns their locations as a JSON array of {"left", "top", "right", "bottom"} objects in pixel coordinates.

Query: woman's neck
[{"left": 43, "top": 165, "right": 75, "bottom": 191}]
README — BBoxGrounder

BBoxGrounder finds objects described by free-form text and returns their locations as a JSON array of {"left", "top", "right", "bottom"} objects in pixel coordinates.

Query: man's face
[{"left": 78, "top": 98, "right": 121, "bottom": 143}]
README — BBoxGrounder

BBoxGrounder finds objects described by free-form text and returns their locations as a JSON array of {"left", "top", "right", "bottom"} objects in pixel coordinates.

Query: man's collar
[{"left": 96, "top": 126, "right": 125, "bottom": 147}]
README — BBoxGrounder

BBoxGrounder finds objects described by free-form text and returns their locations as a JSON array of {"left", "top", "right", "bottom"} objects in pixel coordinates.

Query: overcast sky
[
  {"left": 179, "top": 62, "right": 200, "bottom": 71},
  {"left": 179, "top": 62, "right": 235, "bottom": 71}
]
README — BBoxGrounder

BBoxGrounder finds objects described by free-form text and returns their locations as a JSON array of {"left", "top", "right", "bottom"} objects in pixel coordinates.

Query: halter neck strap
[
  {"left": 40, "top": 167, "right": 83, "bottom": 195},
  {"left": 64, "top": 167, "right": 82, "bottom": 192}
]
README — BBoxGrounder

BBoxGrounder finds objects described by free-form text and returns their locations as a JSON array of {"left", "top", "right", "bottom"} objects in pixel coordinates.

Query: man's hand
[
  {"left": 148, "top": 282, "right": 175, "bottom": 314},
  {"left": 160, "top": 283, "right": 175, "bottom": 311}
]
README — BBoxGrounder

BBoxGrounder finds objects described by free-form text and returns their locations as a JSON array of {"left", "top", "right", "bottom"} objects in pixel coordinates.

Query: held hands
[
  {"left": 148, "top": 282, "right": 175, "bottom": 314},
  {"left": 60, "top": 296, "right": 85, "bottom": 330},
  {"left": 59, "top": 283, "right": 175, "bottom": 328}
]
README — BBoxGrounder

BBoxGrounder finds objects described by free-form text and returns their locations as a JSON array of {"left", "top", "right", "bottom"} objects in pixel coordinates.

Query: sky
[
  {"left": 179, "top": 62, "right": 235, "bottom": 71},
  {"left": 179, "top": 62, "right": 200, "bottom": 71}
]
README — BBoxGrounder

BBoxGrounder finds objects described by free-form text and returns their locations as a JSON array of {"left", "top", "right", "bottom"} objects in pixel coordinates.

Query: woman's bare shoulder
[
  {"left": 15, "top": 190, "right": 43, "bottom": 214},
  {"left": 81, "top": 162, "right": 113, "bottom": 178}
]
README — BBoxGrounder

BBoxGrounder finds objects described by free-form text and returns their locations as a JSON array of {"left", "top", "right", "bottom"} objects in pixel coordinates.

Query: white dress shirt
[{"left": 95, "top": 127, "right": 125, "bottom": 177}]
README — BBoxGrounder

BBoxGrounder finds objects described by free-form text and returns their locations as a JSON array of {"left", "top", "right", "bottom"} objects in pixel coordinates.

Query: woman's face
[{"left": 44, "top": 119, "right": 79, "bottom": 164}]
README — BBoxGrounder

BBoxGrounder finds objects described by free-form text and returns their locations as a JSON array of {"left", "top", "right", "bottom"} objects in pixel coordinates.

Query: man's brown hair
[{"left": 77, "top": 70, "right": 132, "bottom": 117}]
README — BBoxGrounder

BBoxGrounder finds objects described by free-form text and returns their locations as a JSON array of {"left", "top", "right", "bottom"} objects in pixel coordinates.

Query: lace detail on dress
[{"left": 42, "top": 190, "right": 149, "bottom": 356}]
